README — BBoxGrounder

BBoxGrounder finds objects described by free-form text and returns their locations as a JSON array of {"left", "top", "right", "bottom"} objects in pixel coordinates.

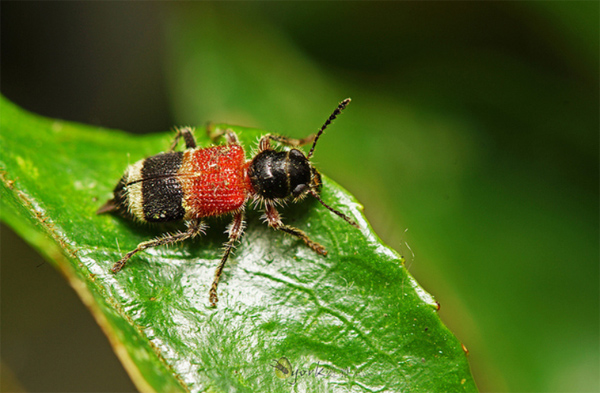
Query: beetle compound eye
[
  {"left": 288, "top": 148, "right": 306, "bottom": 160},
  {"left": 292, "top": 183, "right": 309, "bottom": 198}
]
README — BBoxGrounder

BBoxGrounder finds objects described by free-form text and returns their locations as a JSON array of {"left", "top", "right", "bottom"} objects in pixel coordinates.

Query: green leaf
[{"left": 0, "top": 95, "right": 476, "bottom": 392}]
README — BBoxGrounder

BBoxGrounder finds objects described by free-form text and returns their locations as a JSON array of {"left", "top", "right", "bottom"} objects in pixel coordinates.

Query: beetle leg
[
  {"left": 257, "top": 135, "right": 271, "bottom": 152},
  {"left": 257, "top": 134, "right": 316, "bottom": 152},
  {"left": 263, "top": 201, "right": 327, "bottom": 256},
  {"left": 169, "top": 127, "right": 197, "bottom": 151},
  {"left": 308, "top": 189, "right": 359, "bottom": 228},
  {"left": 111, "top": 219, "right": 205, "bottom": 273},
  {"left": 206, "top": 124, "right": 239, "bottom": 145},
  {"left": 209, "top": 211, "right": 245, "bottom": 307}
]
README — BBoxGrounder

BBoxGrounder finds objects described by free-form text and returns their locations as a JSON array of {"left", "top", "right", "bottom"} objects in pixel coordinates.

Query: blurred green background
[{"left": 1, "top": 2, "right": 597, "bottom": 392}]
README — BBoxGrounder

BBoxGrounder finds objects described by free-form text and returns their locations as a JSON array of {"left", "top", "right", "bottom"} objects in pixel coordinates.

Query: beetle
[{"left": 98, "top": 98, "right": 358, "bottom": 306}]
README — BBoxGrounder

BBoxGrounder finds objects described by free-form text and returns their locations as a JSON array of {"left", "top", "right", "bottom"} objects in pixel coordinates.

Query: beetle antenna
[
  {"left": 309, "top": 189, "right": 359, "bottom": 228},
  {"left": 308, "top": 98, "right": 351, "bottom": 159}
]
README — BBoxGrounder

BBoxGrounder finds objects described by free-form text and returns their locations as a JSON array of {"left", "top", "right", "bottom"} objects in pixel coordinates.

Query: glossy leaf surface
[{"left": 0, "top": 96, "right": 476, "bottom": 392}]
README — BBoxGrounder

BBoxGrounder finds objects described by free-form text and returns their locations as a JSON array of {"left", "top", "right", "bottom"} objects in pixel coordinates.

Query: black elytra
[
  {"left": 107, "top": 151, "right": 187, "bottom": 223},
  {"left": 140, "top": 152, "right": 186, "bottom": 222}
]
